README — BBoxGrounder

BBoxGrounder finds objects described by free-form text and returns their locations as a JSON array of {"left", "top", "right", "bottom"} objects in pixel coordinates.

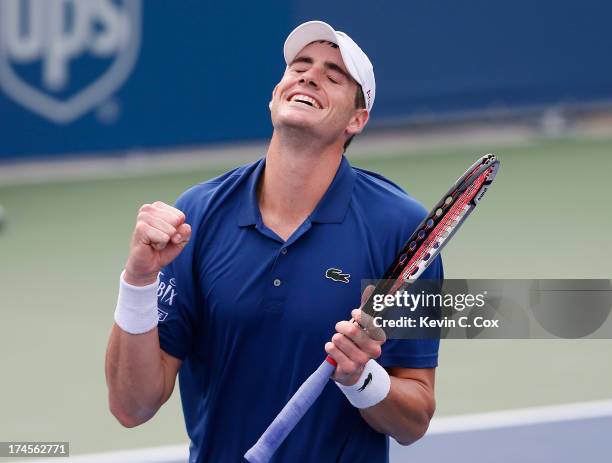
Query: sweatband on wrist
[
  {"left": 114, "top": 270, "right": 160, "bottom": 334},
  {"left": 335, "top": 359, "right": 391, "bottom": 409}
]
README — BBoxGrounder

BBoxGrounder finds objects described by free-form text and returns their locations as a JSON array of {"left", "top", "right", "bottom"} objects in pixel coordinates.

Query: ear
[
  {"left": 346, "top": 108, "right": 369, "bottom": 137},
  {"left": 269, "top": 84, "right": 279, "bottom": 111}
]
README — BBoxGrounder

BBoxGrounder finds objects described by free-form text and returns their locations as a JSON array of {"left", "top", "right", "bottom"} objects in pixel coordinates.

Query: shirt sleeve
[
  {"left": 378, "top": 255, "right": 444, "bottom": 369},
  {"left": 157, "top": 256, "right": 198, "bottom": 361},
  {"left": 156, "top": 193, "right": 201, "bottom": 361}
]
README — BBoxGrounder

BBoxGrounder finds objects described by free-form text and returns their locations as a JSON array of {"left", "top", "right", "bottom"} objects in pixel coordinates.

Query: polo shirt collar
[
  {"left": 237, "top": 158, "right": 265, "bottom": 227},
  {"left": 237, "top": 155, "right": 355, "bottom": 227}
]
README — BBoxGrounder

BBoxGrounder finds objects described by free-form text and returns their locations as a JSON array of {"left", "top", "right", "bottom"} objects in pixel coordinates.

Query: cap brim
[{"left": 283, "top": 21, "right": 338, "bottom": 65}]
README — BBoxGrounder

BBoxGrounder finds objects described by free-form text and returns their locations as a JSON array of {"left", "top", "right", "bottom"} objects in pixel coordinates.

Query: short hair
[{"left": 344, "top": 85, "right": 366, "bottom": 152}]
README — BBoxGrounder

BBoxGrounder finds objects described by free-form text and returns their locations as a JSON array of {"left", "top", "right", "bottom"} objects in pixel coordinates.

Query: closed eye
[{"left": 291, "top": 65, "right": 309, "bottom": 73}]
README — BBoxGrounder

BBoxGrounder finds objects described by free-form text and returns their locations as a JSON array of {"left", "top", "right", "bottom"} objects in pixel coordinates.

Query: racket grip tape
[{"left": 244, "top": 358, "right": 336, "bottom": 463}]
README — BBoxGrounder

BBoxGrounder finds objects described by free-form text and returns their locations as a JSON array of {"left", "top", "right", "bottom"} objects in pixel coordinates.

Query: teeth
[{"left": 291, "top": 94, "right": 321, "bottom": 109}]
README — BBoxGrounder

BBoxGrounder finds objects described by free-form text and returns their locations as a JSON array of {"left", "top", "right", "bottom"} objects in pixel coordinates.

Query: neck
[{"left": 258, "top": 129, "right": 343, "bottom": 240}]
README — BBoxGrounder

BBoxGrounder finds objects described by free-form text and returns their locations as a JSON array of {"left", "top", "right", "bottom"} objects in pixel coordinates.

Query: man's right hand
[{"left": 124, "top": 201, "right": 192, "bottom": 286}]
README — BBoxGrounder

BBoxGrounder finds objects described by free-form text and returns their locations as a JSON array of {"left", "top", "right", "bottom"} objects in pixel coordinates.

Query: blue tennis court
[
  {"left": 393, "top": 409, "right": 612, "bottom": 462},
  {"left": 22, "top": 401, "right": 612, "bottom": 462}
]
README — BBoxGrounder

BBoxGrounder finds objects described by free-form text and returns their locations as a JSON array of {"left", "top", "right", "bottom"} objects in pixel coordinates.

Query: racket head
[{"left": 361, "top": 154, "right": 500, "bottom": 318}]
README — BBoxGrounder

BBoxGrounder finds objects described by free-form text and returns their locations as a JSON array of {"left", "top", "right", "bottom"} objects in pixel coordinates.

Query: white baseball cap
[{"left": 283, "top": 20, "right": 376, "bottom": 112}]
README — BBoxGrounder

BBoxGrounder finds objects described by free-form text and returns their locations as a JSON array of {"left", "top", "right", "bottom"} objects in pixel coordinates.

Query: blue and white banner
[
  {"left": 1, "top": 0, "right": 611, "bottom": 160},
  {"left": 0, "top": 0, "right": 288, "bottom": 159},
  {"left": 0, "top": 0, "right": 141, "bottom": 124}
]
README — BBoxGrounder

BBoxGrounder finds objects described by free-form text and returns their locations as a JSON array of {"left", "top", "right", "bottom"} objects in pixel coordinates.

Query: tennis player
[{"left": 105, "top": 20, "right": 443, "bottom": 462}]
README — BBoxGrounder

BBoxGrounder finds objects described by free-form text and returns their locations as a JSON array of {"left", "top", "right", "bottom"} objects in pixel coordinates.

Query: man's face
[{"left": 270, "top": 41, "right": 367, "bottom": 143}]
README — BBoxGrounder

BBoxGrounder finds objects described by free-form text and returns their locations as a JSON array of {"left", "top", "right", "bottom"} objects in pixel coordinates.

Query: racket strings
[{"left": 387, "top": 167, "right": 493, "bottom": 294}]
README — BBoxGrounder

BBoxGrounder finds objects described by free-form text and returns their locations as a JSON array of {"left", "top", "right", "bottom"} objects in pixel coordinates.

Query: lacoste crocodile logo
[
  {"left": 325, "top": 268, "right": 350, "bottom": 284},
  {"left": 358, "top": 373, "right": 373, "bottom": 392}
]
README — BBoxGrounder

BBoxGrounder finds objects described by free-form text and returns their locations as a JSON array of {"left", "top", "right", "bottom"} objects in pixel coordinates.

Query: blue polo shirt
[{"left": 157, "top": 156, "right": 443, "bottom": 462}]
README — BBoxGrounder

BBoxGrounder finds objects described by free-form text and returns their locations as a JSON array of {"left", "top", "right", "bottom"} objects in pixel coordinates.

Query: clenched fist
[{"left": 124, "top": 201, "right": 192, "bottom": 286}]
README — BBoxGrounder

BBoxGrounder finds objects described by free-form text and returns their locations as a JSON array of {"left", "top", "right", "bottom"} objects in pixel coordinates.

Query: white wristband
[
  {"left": 335, "top": 359, "right": 391, "bottom": 409},
  {"left": 114, "top": 270, "right": 160, "bottom": 334}
]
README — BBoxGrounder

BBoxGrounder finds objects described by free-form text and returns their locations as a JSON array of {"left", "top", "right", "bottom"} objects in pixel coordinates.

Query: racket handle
[{"left": 244, "top": 357, "right": 336, "bottom": 463}]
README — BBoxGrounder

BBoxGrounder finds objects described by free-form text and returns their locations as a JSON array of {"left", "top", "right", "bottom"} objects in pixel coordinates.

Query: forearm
[
  {"left": 105, "top": 201, "right": 189, "bottom": 426},
  {"left": 105, "top": 324, "right": 167, "bottom": 427},
  {"left": 327, "top": 301, "right": 436, "bottom": 445},
  {"left": 359, "top": 375, "right": 435, "bottom": 445}
]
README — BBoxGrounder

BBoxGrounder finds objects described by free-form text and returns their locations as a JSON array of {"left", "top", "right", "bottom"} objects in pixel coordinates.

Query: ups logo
[{"left": 0, "top": 0, "right": 142, "bottom": 123}]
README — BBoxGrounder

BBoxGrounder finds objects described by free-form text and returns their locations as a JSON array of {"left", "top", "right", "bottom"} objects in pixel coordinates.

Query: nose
[{"left": 299, "top": 66, "right": 321, "bottom": 88}]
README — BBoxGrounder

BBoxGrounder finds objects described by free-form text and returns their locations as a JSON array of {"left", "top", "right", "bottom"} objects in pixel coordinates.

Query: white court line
[
  {"left": 427, "top": 399, "right": 612, "bottom": 434},
  {"left": 21, "top": 399, "right": 612, "bottom": 462}
]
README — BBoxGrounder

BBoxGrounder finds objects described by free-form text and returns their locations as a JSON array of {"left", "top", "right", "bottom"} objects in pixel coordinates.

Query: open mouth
[{"left": 288, "top": 93, "right": 322, "bottom": 109}]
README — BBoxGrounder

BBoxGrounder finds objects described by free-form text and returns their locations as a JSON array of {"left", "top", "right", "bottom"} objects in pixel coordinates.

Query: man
[{"left": 105, "top": 20, "right": 442, "bottom": 462}]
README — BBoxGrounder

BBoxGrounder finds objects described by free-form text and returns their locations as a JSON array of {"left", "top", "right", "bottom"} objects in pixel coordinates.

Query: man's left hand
[{"left": 325, "top": 286, "right": 385, "bottom": 386}]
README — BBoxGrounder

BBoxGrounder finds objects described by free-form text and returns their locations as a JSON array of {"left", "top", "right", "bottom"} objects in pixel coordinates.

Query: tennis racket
[{"left": 244, "top": 154, "right": 501, "bottom": 463}]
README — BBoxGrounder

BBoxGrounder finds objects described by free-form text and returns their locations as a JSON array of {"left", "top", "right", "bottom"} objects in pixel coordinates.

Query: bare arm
[
  {"left": 105, "top": 324, "right": 182, "bottom": 427},
  {"left": 104, "top": 201, "right": 191, "bottom": 427},
  {"left": 359, "top": 367, "right": 436, "bottom": 445},
  {"left": 325, "top": 286, "right": 436, "bottom": 445}
]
